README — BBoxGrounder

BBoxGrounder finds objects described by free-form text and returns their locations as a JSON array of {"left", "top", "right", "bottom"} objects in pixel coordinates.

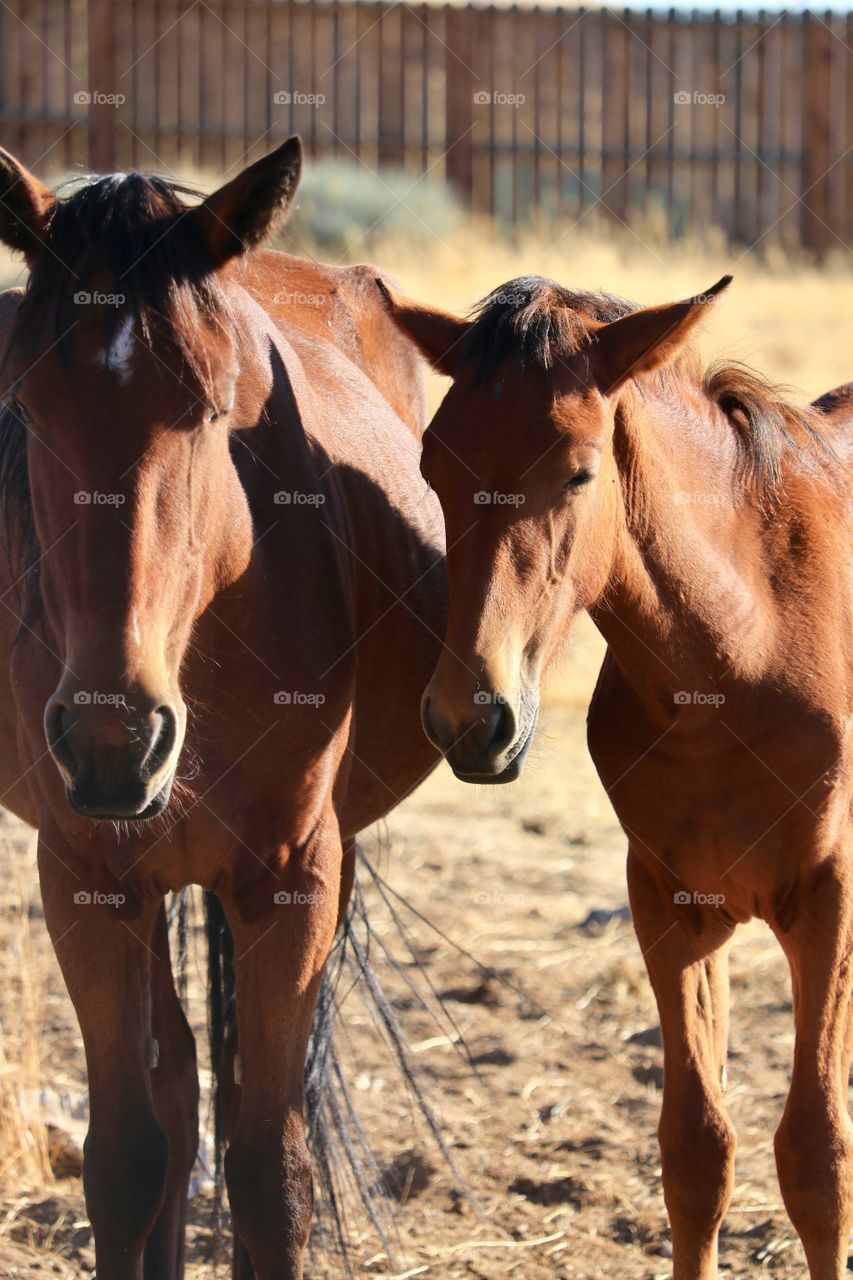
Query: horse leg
[
  {"left": 219, "top": 839, "right": 354, "bottom": 1280},
  {"left": 628, "top": 851, "right": 736, "bottom": 1280},
  {"left": 143, "top": 904, "right": 199, "bottom": 1280},
  {"left": 773, "top": 860, "right": 853, "bottom": 1280},
  {"left": 38, "top": 836, "right": 169, "bottom": 1280},
  {"left": 221, "top": 839, "right": 341, "bottom": 1280}
]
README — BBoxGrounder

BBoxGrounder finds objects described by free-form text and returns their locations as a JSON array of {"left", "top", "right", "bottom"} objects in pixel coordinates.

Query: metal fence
[{"left": 0, "top": 0, "right": 850, "bottom": 252}]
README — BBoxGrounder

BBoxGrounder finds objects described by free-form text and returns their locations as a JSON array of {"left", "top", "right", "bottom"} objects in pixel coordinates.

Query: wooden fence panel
[{"left": 0, "top": 0, "right": 848, "bottom": 253}]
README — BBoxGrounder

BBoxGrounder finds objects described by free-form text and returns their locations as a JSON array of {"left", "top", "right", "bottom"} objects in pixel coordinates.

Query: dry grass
[{"left": 0, "top": 832, "right": 52, "bottom": 1188}]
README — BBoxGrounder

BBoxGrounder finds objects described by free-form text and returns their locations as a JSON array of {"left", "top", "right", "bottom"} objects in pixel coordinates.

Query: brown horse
[
  {"left": 0, "top": 139, "right": 446, "bottom": 1279},
  {"left": 380, "top": 274, "right": 853, "bottom": 1280}
]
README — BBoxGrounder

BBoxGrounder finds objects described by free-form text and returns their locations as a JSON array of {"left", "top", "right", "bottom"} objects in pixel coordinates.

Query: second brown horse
[{"left": 381, "top": 273, "right": 853, "bottom": 1280}]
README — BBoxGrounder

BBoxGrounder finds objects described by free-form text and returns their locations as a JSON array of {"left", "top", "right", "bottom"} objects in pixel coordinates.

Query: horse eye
[
  {"left": 564, "top": 470, "right": 593, "bottom": 491},
  {"left": 207, "top": 387, "right": 237, "bottom": 423}
]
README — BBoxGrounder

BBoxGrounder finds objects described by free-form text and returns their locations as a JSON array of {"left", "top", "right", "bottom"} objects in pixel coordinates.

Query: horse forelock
[
  {"left": 461, "top": 275, "right": 633, "bottom": 381},
  {"left": 12, "top": 169, "right": 232, "bottom": 394}
]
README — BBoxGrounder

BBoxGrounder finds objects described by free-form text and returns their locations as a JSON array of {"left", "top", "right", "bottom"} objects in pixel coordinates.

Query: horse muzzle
[
  {"left": 44, "top": 695, "right": 183, "bottom": 820},
  {"left": 421, "top": 688, "right": 539, "bottom": 785}
]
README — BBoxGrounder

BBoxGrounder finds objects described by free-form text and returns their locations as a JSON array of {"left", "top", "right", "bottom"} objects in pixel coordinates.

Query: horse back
[{"left": 235, "top": 250, "right": 428, "bottom": 437}]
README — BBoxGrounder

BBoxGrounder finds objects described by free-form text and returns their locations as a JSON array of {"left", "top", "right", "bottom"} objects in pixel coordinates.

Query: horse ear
[
  {"left": 375, "top": 278, "right": 468, "bottom": 377},
  {"left": 0, "top": 148, "right": 55, "bottom": 266},
  {"left": 591, "top": 275, "right": 732, "bottom": 394},
  {"left": 192, "top": 136, "right": 303, "bottom": 268}
]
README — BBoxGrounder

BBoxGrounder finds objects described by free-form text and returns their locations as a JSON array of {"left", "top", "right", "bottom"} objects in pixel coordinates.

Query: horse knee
[
  {"left": 85, "top": 1118, "right": 170, "bottom": 1250},
  {"left": 226, "top": 1128, "right": 313, "bottom": 1275},
  {"left": 660, "top": 1104, "right": 736, "bottom": 1225},
  {"left": 775, "top": 1103, "right": 853, "bottom": 1226}
]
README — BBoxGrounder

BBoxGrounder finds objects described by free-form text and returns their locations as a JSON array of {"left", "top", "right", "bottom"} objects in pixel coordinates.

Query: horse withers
[
  {"left": 380, "top": 274, "right": 853, "bottom": 1280},
  {"left": 0, "top": 140, "right": 446, "bottom": 1279}
]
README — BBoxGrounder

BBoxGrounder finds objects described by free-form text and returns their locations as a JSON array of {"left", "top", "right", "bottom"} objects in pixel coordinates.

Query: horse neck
[{"left": 590, "top": 375, "right": 775, "bottom": 703}]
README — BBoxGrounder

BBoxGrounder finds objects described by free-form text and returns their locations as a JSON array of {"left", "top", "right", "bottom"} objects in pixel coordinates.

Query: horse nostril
[
  {"left": 44, "top": 699, "right": 78, "bottom": 780},
  {"left": 487, "top": 699, "right": 516, "bottom": 754},
  {"left": 144, "top": 705, "right": 178, "bottom": 777},
  {"left": 421, "top": 695, "right": 454, "bottom": 752}
]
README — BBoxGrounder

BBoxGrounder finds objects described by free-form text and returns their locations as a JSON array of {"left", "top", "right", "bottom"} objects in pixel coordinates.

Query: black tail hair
[
  {"left": 204, "top": 889, "right": 235, "bottom": 1223},
  {"left": 204, "top": 844, "right": 471, "bottom": 1272}
]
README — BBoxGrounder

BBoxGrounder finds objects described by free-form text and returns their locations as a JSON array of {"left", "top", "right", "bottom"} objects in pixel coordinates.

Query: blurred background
[
  {"left": 0, "top": 3, "right": 852, "bottom": 1277},
  {"left": 1, "top": 0, "right": 852, "bottom": 393},
  {"left": 4, "top": 0, "right": 853, "bottom": 252}
]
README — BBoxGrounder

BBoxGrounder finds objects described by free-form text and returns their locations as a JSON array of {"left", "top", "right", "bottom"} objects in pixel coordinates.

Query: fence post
[
  {"left": 445, "top": 6, "right": 474, "bottom": 207},
  {"left": 602, "top": 11, "right": 629, "bottom": 226},
  {"left": 801, "top": 12, "right": 832, "bottom": 256},
  {"left": 87, "top": 0, "right": 117, "bottom": 172},
  {"left": 378, "top": 3, "right": 405, "bottom": 167}
]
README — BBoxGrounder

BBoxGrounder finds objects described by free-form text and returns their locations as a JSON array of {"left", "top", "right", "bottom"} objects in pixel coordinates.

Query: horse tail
[
  {"left": 305, "top": 845, "right": 471, "bottom": 1270},
  {"left": 204, "top": 889, "right": 235, "bottom": 1211},
  {"left": 304, "top": 871, "right": 393, "bottom": 1269},
  {"left": 167, "top": 889, "right": 190, "bottom": 1003}
]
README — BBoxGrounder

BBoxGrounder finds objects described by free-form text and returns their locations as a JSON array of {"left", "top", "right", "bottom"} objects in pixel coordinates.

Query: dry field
[{"left": 0, "top": 221, "right": 851, "bottom": 1278}]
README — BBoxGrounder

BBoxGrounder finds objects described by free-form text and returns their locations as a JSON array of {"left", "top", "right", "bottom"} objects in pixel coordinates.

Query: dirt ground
[{"left": 0, "top": 617, "right": 819, "bottom": 1279}]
